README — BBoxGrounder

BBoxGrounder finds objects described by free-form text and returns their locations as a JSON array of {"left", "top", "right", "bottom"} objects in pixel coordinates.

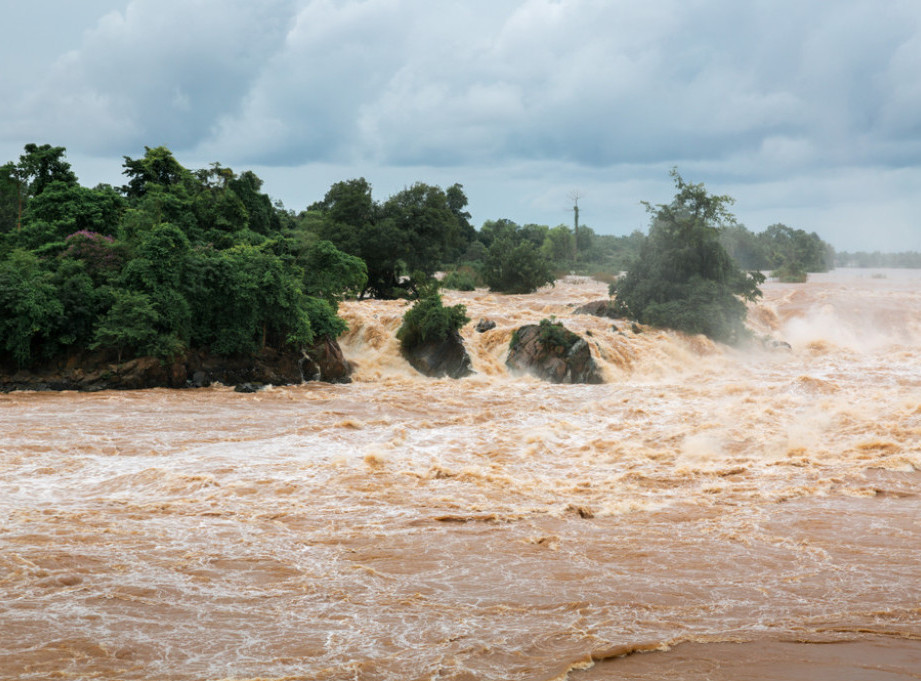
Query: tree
[
  {"left": 91, "top": 289, "right": 162, "bottom": 365},
  {"left": 611, "top": 170, "right": 764, "bottom": 344},
  {"left": 299, "top": 240, "right": 367, "bottom": 305},
  {"left": 0, "top": 144, "right": 78, "bottom": 232},
  {"left": 122, "top": 146, "right": 192, "bottom": 198},
  {"left": 481, "top": 224, "right": 556, "bottom": 294},
  {"left": 0, "top": 250, "right": 65, "bottom": 367}
]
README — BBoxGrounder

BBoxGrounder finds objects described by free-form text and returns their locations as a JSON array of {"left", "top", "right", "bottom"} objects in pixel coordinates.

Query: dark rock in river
[
  {"left": 506, "top": 322, "right": 603, "bottom": 384},
  {"left": 573, "top": 299, "right": 620, "bottom": 320},
  {"left": 402, "top": 330, "right": 473, "bottom": 379},
  {"left": 475, "top": 318, "right": 497, "bottom": 332},
  {"left": 234, "top": 382, "right": 263, "bottom": 393},
  {"left": 303, "top": 336, "right": 352, "bottom": 383}
]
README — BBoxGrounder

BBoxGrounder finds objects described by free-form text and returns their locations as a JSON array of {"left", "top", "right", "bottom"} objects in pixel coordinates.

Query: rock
[
  {"left": 234, "top": 383, "right": 262, "bottom": 393},
  {"left": 765, "top": 339, "right": 792, "bottom": 351},
  {"left": 506, "top": 321, "right": 603, "bottom": 384},
  {"left": 573, "top": 300, "right": 620, "bottom": 320},
  {"left": 189, "top": 371, "right": 211, "bottom": 388},
  {"left": 475, "top": 318, "right": 497, "bottom": 332},
  {"left": 0, "top": 338, "right": 354, "bottom": 392},
  {"left": 305, "top": 337, "right": 352, "bottom": 383},
  {"left": 402, "top": 330, "right": 473, "bottom": 379}
]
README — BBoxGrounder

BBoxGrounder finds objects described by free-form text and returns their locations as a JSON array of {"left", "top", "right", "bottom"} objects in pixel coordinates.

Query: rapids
[{"left": 1, "top": 269, "right": 920, "bottom": 680}]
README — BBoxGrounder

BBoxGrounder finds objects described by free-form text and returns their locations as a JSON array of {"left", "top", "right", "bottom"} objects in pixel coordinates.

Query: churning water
[{"left": 2, "top": 270, "right": 920, "bottom": 679}]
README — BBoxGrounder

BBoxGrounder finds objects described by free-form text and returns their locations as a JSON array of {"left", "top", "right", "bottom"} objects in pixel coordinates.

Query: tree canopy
[
  {"left": 611, "top": 170, "right": 764, "bottom": 344},
  {"left": 0, "top": 144, "right": 358, "bottom": 370}
]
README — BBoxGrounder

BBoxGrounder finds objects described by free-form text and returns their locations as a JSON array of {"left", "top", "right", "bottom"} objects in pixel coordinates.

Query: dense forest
[{"left": 1, "top": 144, "right": 849, "bottom": 377}]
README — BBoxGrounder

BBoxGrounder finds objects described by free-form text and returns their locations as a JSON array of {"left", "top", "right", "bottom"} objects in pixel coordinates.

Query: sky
[{"left": 1, "top": 0, "right": 919, "bottom": 252}]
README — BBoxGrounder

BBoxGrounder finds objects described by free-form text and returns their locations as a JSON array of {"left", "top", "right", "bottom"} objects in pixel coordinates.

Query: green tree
[
  {"left": 482, "top": 231, "right": 555, "bottom": 294},
  {"left": 0, "top": 250, "right": 65, "bottom": 367},
  {"left": 611, "top": 170, "right": 764, "bottom": 344},
  {"left": 0, "top": 144, "right": 78, "bottom": 233},
  {"left": 299, "top": 240, "right": 367, "bottom": 305},
  {"left": 91, "top": 289, "right": 162, "bottom": 365}
]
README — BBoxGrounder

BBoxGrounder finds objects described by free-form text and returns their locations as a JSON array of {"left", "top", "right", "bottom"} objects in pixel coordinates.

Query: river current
[{"left": 2, "top": 269, "right": 920, "bottom": 680}]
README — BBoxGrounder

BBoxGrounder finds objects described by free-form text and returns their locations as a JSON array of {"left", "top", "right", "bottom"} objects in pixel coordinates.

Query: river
[{"left": 2, "top": 269, "right": 920, "bottom": 679}]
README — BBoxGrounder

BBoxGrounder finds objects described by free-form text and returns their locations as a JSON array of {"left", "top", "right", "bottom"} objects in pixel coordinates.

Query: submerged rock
[
  {"left": 401, "top": 329, "right": 473, "bottom": 379},
  {"left": 573, "top": 300, "right": 620, "bottom": 320},
  {"left": 506, "top": 321, "right": 603, "bottom": 384},
  {"left": 233, "top": 382, "right": 263, "bottom": 393},
  {"left": 475, "top": 318, "right": 497, "bottom": 332}
]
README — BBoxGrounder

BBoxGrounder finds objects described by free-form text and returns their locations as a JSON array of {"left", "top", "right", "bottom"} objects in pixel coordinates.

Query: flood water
[{"left": 2, "top": 269, "right": 920, "bottom": 680}]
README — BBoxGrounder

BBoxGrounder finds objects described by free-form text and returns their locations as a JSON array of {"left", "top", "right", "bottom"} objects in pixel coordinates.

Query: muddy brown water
[{"left": 2, "top": 270, "right": 920, "bottom": 680}]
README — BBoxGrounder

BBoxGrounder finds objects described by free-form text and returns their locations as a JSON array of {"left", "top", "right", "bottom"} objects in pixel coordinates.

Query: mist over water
[{"left": 2, "top": 270, "right": 920, "bottom": 680}]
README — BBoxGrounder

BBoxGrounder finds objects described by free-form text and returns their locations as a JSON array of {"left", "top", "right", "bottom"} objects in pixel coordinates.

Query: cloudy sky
[{"left": 2, "top": 0, "right": 919, "bottom": 251}]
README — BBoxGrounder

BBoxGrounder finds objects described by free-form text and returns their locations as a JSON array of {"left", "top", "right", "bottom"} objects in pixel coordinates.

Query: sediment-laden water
[{"left": 2, "top": 270, "right": 920, "bottom": 680}]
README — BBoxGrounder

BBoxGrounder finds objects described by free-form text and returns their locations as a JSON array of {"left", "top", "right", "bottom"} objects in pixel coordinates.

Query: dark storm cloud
[{"left": 1, "top": 0, "right": 919, "bottom": 249}]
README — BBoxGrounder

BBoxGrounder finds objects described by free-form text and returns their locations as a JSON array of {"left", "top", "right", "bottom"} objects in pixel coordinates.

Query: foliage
[
  {"left": 440, "top": 266, "right": 481, "bottom": 291},
  {"left": 772, "top": 260, "right": 808, "bottom": 283},
  {"left": 720, "top": 223, "right": 834, "bottom": 273},
  {"left": 305, "top": 178, "right": 474, "bottom": 299},
  {"left": 396, "top": 292, "right": 469, "bottom": 350},
  {"left": 836, "top": 251, "right": 921, "bottom": 268},
  {"left": 0, "top": 143, "right": 353, "bottom": 370},
  {"left": 0, "top": 250, "right": 65, "bottom": 367},
  {"left": 611, "top": 170, "right": 764, "bottom": 345},
  {"left": 298, "top": 239, "right": 367, "bottom": 305},
  {"left": 91, "top": 289, "right": 162, "bottom": 363},
  {"left": 536, "top": 318, "right": 577, "bottom": 351},
  {"left": 481, "top": 226, "right": 555, "bottom": 294}
]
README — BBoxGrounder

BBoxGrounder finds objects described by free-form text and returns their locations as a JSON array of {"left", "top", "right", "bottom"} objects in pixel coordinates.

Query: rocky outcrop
[
  {"left": 574, "top": 299, "right": 620, "bottom": 320},
  {"left": 303, "top": 336, "right": 352, "bottom": 383},
  {"left": 475, "top": 318, "right": 497, "bottom": 332},
  {"left": 0, "top": 338, "right": 352, "bottom": 392},
  {"left": 506, "top": 321, "right": 603, "bottom": 384},
  {"left": 401, "top": 330, "right": 473, "bottom": 379}
]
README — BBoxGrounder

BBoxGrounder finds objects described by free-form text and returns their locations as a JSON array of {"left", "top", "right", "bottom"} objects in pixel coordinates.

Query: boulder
[
  {"left": 475, "top": 318, "right": 497, "bottom": 332},
  {"left": 401, "top": 330, "right": 473, "bottom": 379},
  {"left": 573, "top": 300, "right": 620, "bottom": 320},
  {"left": 506, "top": 321, "right": 603, "bottom": 384},
  {"left": 234, "top": 382, "right": 262, "bottom": 393},
  {"left": 304, "top": 337, "right": 352, "bottom": 383}
]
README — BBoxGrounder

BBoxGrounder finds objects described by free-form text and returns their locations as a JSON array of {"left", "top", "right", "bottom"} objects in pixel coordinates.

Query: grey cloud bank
[{"left": 2, "top": 0, "right": 919, "bottom": 251}]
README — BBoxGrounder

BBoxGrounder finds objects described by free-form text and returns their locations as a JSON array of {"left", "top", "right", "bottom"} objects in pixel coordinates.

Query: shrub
[
  {"left": 396, "top": 292, "right": 469, "bottom": 350},
  {"left": 441, "top": 266, "right": 481, "bottom": 291},
  {"left": 537, "top": 318, "right": 578, "bottom": 351},
  {"left": 772, "top": 261, "right": 807, "bottom": 283}
]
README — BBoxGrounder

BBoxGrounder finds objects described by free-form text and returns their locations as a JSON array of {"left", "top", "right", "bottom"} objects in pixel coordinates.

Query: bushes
[
  {"left": 440, "top": 265, "right": 481, "bottom": 291},
  {"left": 396, "top": 292, "right": 469, "bottom": 350}
]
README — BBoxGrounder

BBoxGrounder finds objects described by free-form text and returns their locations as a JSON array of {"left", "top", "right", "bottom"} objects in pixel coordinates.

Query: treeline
[
  {"left": 0, "top": 143, "right": 849, "bottom": 372},
  {"left": 719, "top": 223, "right": 835, "bottom": 281},
  {"left": 835, "top": 251, "right": 921, "bottom": 268}
]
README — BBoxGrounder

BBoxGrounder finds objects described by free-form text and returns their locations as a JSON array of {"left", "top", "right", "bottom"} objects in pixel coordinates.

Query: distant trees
[
  {"left": 611, "top": 170, "right": 764, "bottom": 344},
  {"left": 719, "top": 223, "right": 834, "bottom": 275},
  {"left": 306, "top": 179, "right": 473, "bottom": 298}
]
